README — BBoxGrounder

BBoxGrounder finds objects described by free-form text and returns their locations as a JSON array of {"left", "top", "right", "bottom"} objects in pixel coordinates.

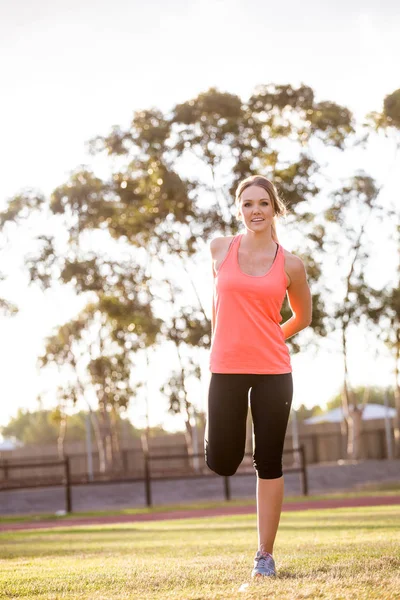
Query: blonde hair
[{"left": 235, "top": 175, "right": 287, "bottom": 242}]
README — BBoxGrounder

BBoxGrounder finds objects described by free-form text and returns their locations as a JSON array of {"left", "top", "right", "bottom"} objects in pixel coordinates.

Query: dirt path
[{"left": 1, "top": 494, "right": 399, "bottom": 532}]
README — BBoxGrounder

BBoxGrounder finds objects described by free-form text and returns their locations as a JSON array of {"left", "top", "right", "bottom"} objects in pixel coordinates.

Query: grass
[
  {"left": 0, "top": 504, "right": 399, "bottom": 599},
  {"left": 0, "top": 480, "right": 399, "bottom": 524}
]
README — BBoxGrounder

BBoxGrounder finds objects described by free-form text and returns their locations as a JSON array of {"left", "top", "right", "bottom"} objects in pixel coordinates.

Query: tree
[
  {"left": 288, "top": 403, "right": 323, "bottom": 423},
  {"left": 1, "top": 408, "right": 56, "bottom": 445},
  {"left": 0, "top": 194, "right": 37, "bottom": 318},
  {"left": 365, "top": 88, "right": 400, "bottom": 457},
  {"left": 323, "top": 174, "right": 381, "bottom": 459},
  {"left": 327, "top": 386, "right": 396, "bottom": 410},
  {"left": 0, "top": 408, "right": 141, "bottom": 446},
  {"left": 0, "top": 84, "right": 367, "bottom": 461},
  {"left": 36, "top": 298, "right": 156, "bottom": 472}
]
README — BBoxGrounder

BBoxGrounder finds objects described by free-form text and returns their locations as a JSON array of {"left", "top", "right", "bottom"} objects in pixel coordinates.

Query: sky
[{"left": 0, "top": 0, "right": 399, "bottom": 435}]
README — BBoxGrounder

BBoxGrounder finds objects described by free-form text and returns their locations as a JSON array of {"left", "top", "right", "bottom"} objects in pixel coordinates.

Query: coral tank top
[{"left": 209, "top": 233, "right": 292, "bottom": 374}]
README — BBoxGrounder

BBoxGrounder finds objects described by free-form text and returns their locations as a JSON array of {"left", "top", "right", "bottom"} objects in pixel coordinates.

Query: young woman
[{"left": 205, "top": 175, "right": 312, "bottom": 578}]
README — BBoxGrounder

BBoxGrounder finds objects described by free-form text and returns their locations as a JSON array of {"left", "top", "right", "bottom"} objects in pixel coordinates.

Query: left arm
[{"left": 281, "top": 255, "right": 312, "bottom": 340}]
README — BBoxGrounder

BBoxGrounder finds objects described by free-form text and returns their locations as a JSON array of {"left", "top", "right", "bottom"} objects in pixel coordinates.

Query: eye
[{"left": 243, "top": 201, "right": 268, "bottom": 207}]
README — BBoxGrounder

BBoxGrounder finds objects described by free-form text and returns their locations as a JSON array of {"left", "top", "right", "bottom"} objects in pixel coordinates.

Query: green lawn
[{"left": 0, "top": 505, "right": 399, "bottom": 599}]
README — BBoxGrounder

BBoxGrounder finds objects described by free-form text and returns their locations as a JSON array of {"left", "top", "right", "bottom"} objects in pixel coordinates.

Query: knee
[
  {"left": 204, "top": 445, "right": 242, "bottom": 476},
  {"left": 256, "top": 468, "right": 283, "bottom": 479},
  {"left": 253, "top": 457, "right": 283, "bottom": 479},
  {"left": 206, "top": 458, "right": 240, "bottom": 476}
]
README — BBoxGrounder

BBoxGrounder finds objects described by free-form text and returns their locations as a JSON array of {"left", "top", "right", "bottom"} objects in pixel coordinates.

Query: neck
[{"left": 241, "top": 229, "right": 277, "bottom": 251}]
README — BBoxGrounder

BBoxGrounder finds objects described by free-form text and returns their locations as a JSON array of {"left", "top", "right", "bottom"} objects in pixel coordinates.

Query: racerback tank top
[{"left": 209, "top": 233, "right": 292, "bottom": 374}]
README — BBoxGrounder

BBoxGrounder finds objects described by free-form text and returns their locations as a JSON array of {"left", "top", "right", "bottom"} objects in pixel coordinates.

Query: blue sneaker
[{"left": 251, "top": 550, "right": 276, "bottom": 577}]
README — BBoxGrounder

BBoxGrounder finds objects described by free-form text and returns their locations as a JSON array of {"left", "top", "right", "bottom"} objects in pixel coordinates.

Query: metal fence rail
[
  {"left": 0, "top": 446, "right": 307, "bottom": 514},
  {"left": 0, "top": 458, "right": 72, "bottom": 513}
]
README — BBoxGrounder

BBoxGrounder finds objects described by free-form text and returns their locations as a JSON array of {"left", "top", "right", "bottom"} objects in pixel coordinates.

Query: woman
[{"left": 205, "top": 175, "right": 312, "bottom": 578}]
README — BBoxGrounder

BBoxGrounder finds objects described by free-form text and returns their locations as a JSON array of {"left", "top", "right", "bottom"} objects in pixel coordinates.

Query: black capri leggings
[{"left": 205, "top": 373, "right": 293, "bottom": 479}]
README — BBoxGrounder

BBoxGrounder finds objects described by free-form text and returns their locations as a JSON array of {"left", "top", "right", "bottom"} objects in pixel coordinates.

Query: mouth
[{"left": 251, "top": 218, "right": 265, "bottom": 222}]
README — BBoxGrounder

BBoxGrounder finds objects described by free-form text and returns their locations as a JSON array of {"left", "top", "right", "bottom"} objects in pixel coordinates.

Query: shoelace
[{"left": 255, "top": 553, "right": 275, "bottom": 573}]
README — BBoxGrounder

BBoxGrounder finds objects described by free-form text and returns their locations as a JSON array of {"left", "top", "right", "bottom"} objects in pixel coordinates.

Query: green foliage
[
  {"left": 326, "top": 386, "right": 396, "bottom": 410},
  {"left": 309, "top": 101, "right": 354, "bottom": 147},
  {"left": 1, "top": 409, "right": 61, "bottom": 444},
  {"left": 0, "top": 190, "right": 45, "bottom": 231},
  {"left": 2, "top": 82, "right": 395, "bottom": 439},
  {"left": 289, "top": 403, "right": 323, "bottom": 422},
  {"left": 174, "top": 88, "right": 243, "bottom": 126},
  {"left": 365, "top": 88, "right": 400, "bottom": 133},
  {"left": 131, "top": 109, "right": 171, "bottom": 153},
  {"left": 0, "top": 409, "right": 140, "bottom": 445},
  {"left": 50, "top": 169, "right": 107, "bottom": 219},
  {"left": 383, "top": 89, "right": 400, "bottom": 127},
  {"left": 0, "top": 296, "right": 18, "bottom": 317}
]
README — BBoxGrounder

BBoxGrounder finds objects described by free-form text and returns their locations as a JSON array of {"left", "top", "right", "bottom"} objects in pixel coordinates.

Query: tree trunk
[
  {"left": 110, "top": 405, "right": 123, "bottom": 471},
  {"left": 97, "top": 403, "right": 113, "bottom": 473},
  {"left": 394, "top": 331, "right": 400, "bottom": 459},
  {"left": 184, "top": 413, "right": 195, "bottom": 469},
  {"left": 174, "top": 337, "right": 195, "bottom": 465},
  {"left": 346, "top": 405, "right": 363, "bottom": 459},
  {"left": 104, "top": 408, "right": 114, "bottom": 471},
  {"left": 75, "top": 373, "right": 106, "bottom": 475},
  {"left": 57, "top": 410, "right": 67, "bottom": 460},
  {"left": 341, "top": 323, "right": 352, "bottom": 458},
  {"left": 89, "top": 409, "right": 106, "bottom": 474},
  {"left": 89, "top": 410, "right": 105, "bottom": 473},
  {"left": 341, "top": 318, "right": 366, "bottom": 460}
]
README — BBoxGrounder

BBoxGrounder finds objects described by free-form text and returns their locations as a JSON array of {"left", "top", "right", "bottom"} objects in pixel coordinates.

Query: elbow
[{"left": 295, "top": 314, "right": 312, "bottom": 329}]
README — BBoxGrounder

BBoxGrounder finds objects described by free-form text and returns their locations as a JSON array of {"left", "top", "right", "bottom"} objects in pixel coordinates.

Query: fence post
[
  {"left": 64, "top": 457, "right": 72, "bottom": 513},
  {"left": 122, "top": 449, "right": 128, "bottom": 473},
  {"left": 223, "top": 476, "right": 231, "bottom": 501},
  {"left": 299, "top": 445, "right": 308, "bottom": 496},
  {"left": 141, "top": 433, "right": 152, "bottom": 508},
  {"left": 312, "top": 434, "right": 319, "bottom": 464}
]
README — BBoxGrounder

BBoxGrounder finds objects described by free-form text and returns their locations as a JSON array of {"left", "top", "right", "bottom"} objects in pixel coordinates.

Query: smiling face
[{"left": 239, "top": 184, "right": 275, "bottom": 232}]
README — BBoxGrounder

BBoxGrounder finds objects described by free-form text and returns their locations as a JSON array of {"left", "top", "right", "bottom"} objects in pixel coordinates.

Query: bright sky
[{"left": 0, "top": 0, "right": 399, "bottom": 435}]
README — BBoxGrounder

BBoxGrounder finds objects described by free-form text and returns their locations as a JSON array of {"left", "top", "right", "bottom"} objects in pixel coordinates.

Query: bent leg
[{"left": 205, "top": 373, "right": 251, "bottom": 476}]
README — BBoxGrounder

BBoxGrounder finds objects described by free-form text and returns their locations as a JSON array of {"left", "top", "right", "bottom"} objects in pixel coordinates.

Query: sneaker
[{"left": 251, "top": 550, "right": 276, "bottom": 577}]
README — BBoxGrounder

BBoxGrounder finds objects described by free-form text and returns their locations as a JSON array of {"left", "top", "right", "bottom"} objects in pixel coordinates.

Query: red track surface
[{"left": 1, "top": 495, "right": 399, "bottom": 532}]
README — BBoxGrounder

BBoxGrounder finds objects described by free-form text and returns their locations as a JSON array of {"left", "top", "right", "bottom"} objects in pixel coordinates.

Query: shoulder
[
  {"left": 282, "top": 248, "right": 305, "bottom": 270},
  {"left": 210, "top": 235, "right": 235, "bottom": 257},
  {"left": 282, "top": 248, "right": 308, "bottom": 287}
]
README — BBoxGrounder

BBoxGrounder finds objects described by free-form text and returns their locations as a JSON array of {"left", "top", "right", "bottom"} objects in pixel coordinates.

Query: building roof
[
  {"left": 0, "top": 438, "right": 23, "bottom": 451},
  {"left": 304, "top": 403, "right": 396, "bottom": 424}
]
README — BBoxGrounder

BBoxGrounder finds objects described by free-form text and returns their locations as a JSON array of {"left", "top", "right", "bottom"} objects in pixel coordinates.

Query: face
[{"left": 238, "top": 185, "right": 274, "bottom": 232}]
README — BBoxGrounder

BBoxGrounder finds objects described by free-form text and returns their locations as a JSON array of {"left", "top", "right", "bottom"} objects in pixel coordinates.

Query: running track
[{"left": 1, "top": 495, "right": 399, "bottom": 532}]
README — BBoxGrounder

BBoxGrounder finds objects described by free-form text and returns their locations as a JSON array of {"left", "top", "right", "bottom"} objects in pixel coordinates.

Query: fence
[
  {"left": 0, "top": 458, "right": 72, "bottom": 513},
  {"left": 290, "top": 419, "right": 396, "bottom": 464},
  {"left": 0, "top": 443, "right": 188, "bottom": 486},
  {"left": 0, "top": 446, "right": 308, "bottom": 514},
  {"left": 1, "top": 417, "right": 395, "bottom": 472},
  {"left": 142, "top": 446, "right": 308, "bottom": 508}
]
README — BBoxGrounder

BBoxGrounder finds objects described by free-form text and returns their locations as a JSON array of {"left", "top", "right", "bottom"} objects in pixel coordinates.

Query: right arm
[
  {"left": 209, "top": 238, "right": 221, "bottom": 341},
  {"left": 211, "top": 263, "right": 216, "bottom": 339}
]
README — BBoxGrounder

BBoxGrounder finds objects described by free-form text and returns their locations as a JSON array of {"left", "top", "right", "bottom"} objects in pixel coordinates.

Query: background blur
[{"left": 0, "top": 0, "right": 399, "bottom": 461}]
